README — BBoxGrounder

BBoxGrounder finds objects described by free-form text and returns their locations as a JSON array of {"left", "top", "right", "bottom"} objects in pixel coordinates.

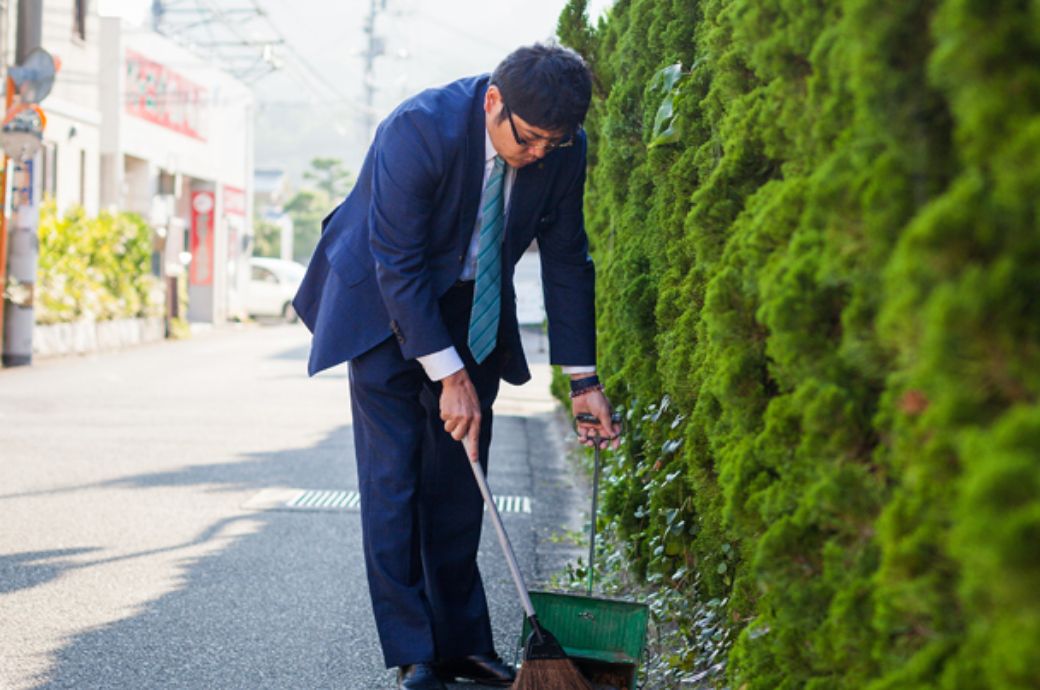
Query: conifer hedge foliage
[{"left": 557, "top": 0, "right": 1040, "bottom": 687}]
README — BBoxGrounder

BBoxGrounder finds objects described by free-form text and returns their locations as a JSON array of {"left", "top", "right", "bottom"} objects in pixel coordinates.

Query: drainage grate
[
  {"left": 244, "top": 489, "right": 532, "bottom": 514},
  {"left": 492, "top": 495, "right": 532, "bottom": 514},
  {"left": 289, "top": 490, "right": 361, "bottom": 510}
]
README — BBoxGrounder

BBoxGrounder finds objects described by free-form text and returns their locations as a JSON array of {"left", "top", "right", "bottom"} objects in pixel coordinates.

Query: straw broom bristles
[{"left": 512, "top": 657, "right": 593, "bottom": 689}]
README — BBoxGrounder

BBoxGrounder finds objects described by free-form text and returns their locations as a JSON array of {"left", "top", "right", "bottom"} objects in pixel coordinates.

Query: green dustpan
[{"left": 520, "top": 413, "right": 649, "bottom": 690}]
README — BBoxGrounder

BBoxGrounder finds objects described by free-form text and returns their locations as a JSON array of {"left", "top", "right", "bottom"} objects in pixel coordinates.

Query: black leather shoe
[
  {"left": 436, "top": 653, "right": 516, "bottom": 687},
  {"left": 398, "top": 663, "right": 447, "bottom": 690}
]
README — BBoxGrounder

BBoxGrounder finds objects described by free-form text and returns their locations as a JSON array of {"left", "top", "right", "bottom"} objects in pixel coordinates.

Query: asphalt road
[{"left": 0, "top": 321, "right": 587, "bottom": 690}]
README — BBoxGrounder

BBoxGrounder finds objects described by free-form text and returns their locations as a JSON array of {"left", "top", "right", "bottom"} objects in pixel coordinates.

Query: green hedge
[
  {"left": 36, "top": 202, "right": 162, "bottom": 325},
  {"left": 558, "top": 0, "right": 1040, "bottom": 687}
]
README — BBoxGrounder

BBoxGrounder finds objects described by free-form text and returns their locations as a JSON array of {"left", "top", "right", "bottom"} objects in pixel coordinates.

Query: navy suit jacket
[{"left": 293, "top": 75, "right": 595, "bottom": 386}]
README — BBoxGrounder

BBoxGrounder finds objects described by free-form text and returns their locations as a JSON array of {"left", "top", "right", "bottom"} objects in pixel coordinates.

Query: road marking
[{"left": 243, "top": 489, "right": 532, "bottom": 514}]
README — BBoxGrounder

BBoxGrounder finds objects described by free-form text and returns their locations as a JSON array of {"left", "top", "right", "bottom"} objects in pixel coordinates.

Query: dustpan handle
[
  {"left": 588, "top": 440, "right": 601, "bottom": 595},
  {"left": 464, "top": 441, "right": 537, "bottom": 619},
  {"left": 575, "top": 412, "right": 623, "bottom": 595}
]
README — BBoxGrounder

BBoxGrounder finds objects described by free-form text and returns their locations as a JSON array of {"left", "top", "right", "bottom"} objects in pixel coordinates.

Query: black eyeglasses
[{"left": 503, "top": 102, "right": 576, "bottom": 152}]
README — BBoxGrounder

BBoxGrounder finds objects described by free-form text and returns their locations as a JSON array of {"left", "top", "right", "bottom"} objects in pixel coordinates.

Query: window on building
[
  {"left": 73, "top": 0, "right": 86, "bottom": 41},
  {"left": 158, "top": 170, "right": 176, "bottom": 195}
]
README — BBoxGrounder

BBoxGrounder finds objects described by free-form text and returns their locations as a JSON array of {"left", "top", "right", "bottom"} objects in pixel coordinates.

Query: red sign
[
  {"left": 223, "top": 185, "right": 246, "bottom": 216},
  {"left": 190, "top": 191, "right": 215, "bottom": 286},
  {"left": 125, "top": 49, "right": 207, "bottom": 140}
]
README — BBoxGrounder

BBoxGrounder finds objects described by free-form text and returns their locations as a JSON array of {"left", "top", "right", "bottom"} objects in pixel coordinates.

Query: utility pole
[
  {"left": 151, "top": 0, "right": 164, "bottom": 33},
  {"left": 361, "top": 0, "right": 386, "bottom": 142},
  {"left": 2, "top": 0, "right": 43, "bottom": 367}
]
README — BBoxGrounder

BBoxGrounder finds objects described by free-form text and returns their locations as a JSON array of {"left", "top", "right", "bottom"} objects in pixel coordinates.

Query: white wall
[
  {"left": 36, "top": 0, "right": 103, "bottom": 215},
  {"left": 100, "top": 18, "right": 253, "bottom": 190},
  {"left": 97, "top": 17, "right": 255, "bottom": 324}
]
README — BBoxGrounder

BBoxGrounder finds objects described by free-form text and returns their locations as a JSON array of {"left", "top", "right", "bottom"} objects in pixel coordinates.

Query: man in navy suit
[{"left": 294, "top": 43, "right": 618, "bottom": 690}]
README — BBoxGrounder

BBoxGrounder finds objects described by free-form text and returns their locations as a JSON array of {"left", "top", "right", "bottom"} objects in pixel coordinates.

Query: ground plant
[{"left": 556, "top": 0, "right": 1040, "bottom": 687}]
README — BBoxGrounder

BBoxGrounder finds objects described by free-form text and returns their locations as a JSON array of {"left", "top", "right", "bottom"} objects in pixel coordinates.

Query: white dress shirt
[{"left": 416, "top": 130, "right": 595, "bottom": 381}]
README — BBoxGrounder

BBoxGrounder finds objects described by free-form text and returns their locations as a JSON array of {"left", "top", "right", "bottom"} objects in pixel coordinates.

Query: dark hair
[{"left": 491, "top": 43, "right": 592, "bottom": 135}]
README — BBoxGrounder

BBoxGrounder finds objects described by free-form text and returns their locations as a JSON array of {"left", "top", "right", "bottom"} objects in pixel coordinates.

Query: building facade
[
  {"left": 98, "top": 17, "right": 255, "bottom": 324},
  {"left": 21, "top": 0, "right": 103, "bottom": 217},
  {"left": 5, "top": 3, "right": 256, "bottom": 326}
]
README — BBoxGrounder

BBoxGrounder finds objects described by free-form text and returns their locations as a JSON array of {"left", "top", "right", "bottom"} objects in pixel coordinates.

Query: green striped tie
[{"left": 468, "top": 156, "right": 506, "bottom": 364}]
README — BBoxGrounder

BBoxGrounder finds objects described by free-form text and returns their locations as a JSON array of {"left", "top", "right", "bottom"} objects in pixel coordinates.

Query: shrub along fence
[
  {"left": 32, "top": 202, "right": 164, "bottom": 355},
  {"left": 557, "top": 0, "right": 1039, "bottom": 687}
]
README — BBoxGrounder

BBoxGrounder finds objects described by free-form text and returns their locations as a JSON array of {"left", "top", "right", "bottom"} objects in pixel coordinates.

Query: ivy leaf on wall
[{"left": 649, "top": 62, "right": 684, "bottom": 148}]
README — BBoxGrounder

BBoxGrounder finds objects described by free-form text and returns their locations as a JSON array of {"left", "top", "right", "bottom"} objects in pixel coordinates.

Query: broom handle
[{"left": 464, "top": 441, "right": 537, "bottom": 619}]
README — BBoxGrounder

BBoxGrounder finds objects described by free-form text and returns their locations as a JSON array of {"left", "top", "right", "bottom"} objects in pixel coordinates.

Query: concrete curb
[
  {"left": 529, "top": 405, "right": 592, "bottom": 587},
  {"left": 32, "top": 316, "right": 166, "bottom": 358}
]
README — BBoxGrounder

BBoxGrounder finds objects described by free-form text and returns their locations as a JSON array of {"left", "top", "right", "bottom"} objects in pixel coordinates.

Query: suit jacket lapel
[{"left": 457, "top": 78, "right": 489, "bottom": 257}]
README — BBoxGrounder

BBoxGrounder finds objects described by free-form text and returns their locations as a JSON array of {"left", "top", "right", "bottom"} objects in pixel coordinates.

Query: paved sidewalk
[{"left": 0, "top": 323, "right": 588, "bottom": 689}]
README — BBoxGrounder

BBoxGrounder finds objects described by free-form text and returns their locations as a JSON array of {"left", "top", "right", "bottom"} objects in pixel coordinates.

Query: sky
[{"left": 100, "top": 0, "right": 615, "bottom": 184}]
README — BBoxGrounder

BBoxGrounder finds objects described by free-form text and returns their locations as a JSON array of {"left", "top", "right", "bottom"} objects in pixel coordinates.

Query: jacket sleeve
[
  {"left": 538, "top": 132, "right": 597, "bottom": 367},
  {"left": 367, "top": 109, "right": 454, "bottom": 359}
]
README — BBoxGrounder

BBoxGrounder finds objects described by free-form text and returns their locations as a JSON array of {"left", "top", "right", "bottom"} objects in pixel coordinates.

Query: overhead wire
[
  {"left": 247, "top": 0, "right": 369, "bottom": 116},
  {"left": 153, "top": 0, "right": 369, "bottom": 116}
]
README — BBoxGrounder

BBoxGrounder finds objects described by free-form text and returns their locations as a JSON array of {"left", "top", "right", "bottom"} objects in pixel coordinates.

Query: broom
[{"left": 463, "top": 439, "right": 593, "bottom": 690}]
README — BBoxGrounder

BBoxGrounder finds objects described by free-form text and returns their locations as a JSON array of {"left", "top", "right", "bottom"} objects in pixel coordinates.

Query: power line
[
  {"left": 410, "top": 8, "right": 505, "bottom": 54},
  {"left": 145, "top": 0, "right": 372, "bottom": 115},
  {"left": 248, "top": 0, "right": 370, "bottom": 115},
  {"left": 150, "top": 0, "right": 280, "bottom": 80}
]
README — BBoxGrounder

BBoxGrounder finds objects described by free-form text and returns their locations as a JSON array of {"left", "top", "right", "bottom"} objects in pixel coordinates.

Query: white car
[{"left": 246, "top": 257, "right": 307, "bottom": 322}]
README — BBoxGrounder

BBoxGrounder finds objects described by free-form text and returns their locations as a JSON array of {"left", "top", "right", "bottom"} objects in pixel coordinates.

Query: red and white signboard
[
  {"left": 125, "top": 49, "right": 207, "bottom": 140},
  {"left": 190, "top": 191, "right": 215, "bottom": 286},
  {"left": 223, "top": 185, "right": 246, "bottom": 216}
]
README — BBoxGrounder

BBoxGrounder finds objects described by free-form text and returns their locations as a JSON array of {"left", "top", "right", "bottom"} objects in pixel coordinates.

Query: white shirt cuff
[
  {"left": 417, "top": 346, "right": 465, "bottom": 381},
  {"left": 561, "top": 365, "right": 596, "bottom": 375}
]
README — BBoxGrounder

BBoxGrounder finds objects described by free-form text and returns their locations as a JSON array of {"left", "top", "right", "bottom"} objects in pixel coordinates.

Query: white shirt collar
[{"left": 484, "top": 129, "right": 498, "bottom": 164}]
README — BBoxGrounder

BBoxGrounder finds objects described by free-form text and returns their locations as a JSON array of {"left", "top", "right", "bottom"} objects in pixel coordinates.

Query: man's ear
[{"left": 484, "top": 85, "right": 501, "bottom": 114}]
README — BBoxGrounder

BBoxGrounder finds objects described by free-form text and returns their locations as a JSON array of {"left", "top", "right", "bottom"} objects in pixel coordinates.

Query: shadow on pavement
[
  {"left": 0, "top": 422, "right": 354, "bottom": 503},
  {"left": 31, "top": 426, "right": 394, "bottom": 690},
  {"left": 29, "top": 421, "right": 529, "bottom": 690},
  {"left": 0, "top": 548, "right": 101, "bottom": 596},
  {"left": 269, "top": 344, "right": 310, "bottom": 361}
]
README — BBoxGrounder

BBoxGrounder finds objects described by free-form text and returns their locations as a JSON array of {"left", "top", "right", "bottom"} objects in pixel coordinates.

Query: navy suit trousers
[{"left": 348, "top": 281, "right": 501, "bottom": 668}]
